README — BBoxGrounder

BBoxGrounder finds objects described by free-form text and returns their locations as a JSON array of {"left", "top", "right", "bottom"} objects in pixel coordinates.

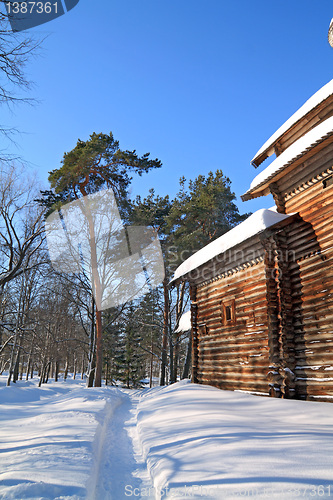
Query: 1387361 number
[
  {"left": 6, "top": 2, "right": 59, "bottom": 15},
  {"left": 288, "top": 485, "right": 331, "bottom": 497}
]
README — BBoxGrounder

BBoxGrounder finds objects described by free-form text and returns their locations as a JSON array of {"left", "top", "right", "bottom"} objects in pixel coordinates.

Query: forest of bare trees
[{"left": 0, "top": 161, "right": 247, "bottom": 388}]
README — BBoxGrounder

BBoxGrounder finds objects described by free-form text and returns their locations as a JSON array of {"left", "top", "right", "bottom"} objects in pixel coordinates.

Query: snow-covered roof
[
  {"left": 170, "top": 209, "right": 292, "bottom": 283},
  {"left": 251, "top": 79, "right": 333, "bottom": 167},
  {"left": 243, "top": 116, "right": 333, "bottom": 201},
  {"left": 175, "top": 310, "right": 191, "bottom": 333}
]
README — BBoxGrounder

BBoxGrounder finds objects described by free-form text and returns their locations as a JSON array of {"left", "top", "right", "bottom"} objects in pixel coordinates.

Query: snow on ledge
[
  {"left": 170, "top": 209, "right": 292, "bottom": 283},
  {"left": 251, "top": 79, "right": 333, "bottom": 166},
  {"left": 175, "top": 310, "right": 191, "bottom": 333},
  {"left": 244, "top": 115, "right": 333, "bottom": 198}
]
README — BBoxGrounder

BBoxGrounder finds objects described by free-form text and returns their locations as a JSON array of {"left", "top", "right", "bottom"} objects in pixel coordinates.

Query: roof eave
[
  {"left": 241, "top": 186, "right": 271, "bottom": 201},
  {"left": 251, "top": 82, "right": 333, "bottom": 168},
  {"left": 251, "top": 147, "right": 275, "bottom": 168},
  {"left": 170, "top": 213, "right": 297, "bottom": 285},
  {"left": 243, "top": 130, "right": 333, "bottom": 201}
]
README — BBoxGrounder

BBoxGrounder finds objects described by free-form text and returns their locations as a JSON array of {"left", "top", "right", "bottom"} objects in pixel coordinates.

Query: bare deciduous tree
[
  {"left": 0, "top": 166, "right": 45, "bottom": 289},
  {"left": 0, "top": 3, "right": 42, "bottom": 160}
]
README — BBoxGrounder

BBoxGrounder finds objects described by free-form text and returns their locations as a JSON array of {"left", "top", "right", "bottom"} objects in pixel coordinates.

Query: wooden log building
[{"left": 171, "top": 79, "right": 333, "bottom": 401}]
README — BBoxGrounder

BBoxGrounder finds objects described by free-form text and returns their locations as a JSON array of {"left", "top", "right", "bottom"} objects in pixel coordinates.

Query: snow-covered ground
[
  {"left": 0, "top": 376, "right": 128, "bottom": 499},
  {"left": 0, "top": 376, "right": 333, "bottom": 499}
]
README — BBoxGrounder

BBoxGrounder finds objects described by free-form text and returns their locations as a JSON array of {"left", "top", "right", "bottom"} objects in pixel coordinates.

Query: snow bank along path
[
  {"left": 137, "top": 381, "right": 333, "bottom": 499},
  {"left": 1, "top": 377, "right": 333, "bottom": 499}
]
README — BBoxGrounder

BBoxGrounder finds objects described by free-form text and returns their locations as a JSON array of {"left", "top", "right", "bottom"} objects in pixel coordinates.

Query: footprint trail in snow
[{"left": 88, "top": 390, "right": 153, "bottom": 500}]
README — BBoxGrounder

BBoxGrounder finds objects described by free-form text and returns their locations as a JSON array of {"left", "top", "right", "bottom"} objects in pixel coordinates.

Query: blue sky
[{"left": 1, "top": 0, "right": 333, "bottom": 215}]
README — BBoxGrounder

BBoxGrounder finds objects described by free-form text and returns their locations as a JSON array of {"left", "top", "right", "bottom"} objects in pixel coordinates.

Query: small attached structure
[
  {"left": 175, "top": 310, "right": 191, "bottom": 335},
  {"left": 172, "top": 79, "right": 333, "bottom": 401}
]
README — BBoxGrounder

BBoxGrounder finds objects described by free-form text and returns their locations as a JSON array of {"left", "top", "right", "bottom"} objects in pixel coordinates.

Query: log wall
[
  {"left": 283, "top": 177, "right": 333, "bottom": 401},
  {"left": 195, "top": 260, "right": 270, "bottom": 395}
]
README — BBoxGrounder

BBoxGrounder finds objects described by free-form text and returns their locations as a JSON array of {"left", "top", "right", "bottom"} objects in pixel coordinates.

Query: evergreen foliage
[
  {"left": 40, "top": 132, "right": 162, "bottom": 217},
  {"left": 112, "top": 307, "right": 146, "bottom": 388},
  {"left": 166, "top": 170, "right": 251, "bottom": 269}
]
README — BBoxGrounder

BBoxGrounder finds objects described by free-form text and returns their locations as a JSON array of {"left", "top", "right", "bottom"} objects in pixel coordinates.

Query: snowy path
[
  {"left": 88, "top": 390, "right": 153, "bottom": 500},
  {"left": 0, "top": 378, "right": 153, "bottom": 500}
]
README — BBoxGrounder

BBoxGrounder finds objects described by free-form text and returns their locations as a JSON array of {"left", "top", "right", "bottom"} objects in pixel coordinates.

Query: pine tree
[
  {"left": 40, "top": 132, "right": 162, "bottom": 387},
  {"left": 166, "top": 170, "right": 251, "bottom": 268},
  {"left": 112, "top": 306, "right": 146, "bottom": 388},
  {"left": 104, "top": 318, "right": 124, "bottom": 385},
  {"left": 130, "top": 190, "right": 172, "bottom": 385},
  {"left": 135, "top": 290, "right": 164, "bottom": 387}
]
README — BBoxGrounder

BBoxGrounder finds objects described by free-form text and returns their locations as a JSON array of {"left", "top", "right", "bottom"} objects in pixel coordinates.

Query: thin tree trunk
[
  {"left": 26, "top": 357, "right": 31, "bottom": 381},
  {"left": 0, "top": 284, "right": 4, "bottom": 349},
  {"left": 173, "top": 335, "right": 180, "bottom": 383},
  {"left": 87, "top": 295, "right": 96, "bottom": 387},
  {"left": 95, "top": 308, "right": 103, "bottom": 387},
  {"left": 88, "top": 360, "right": 95, "bottom": 387},
  {"left": 45, "top": 361, "right": 51, "bottom": 383},
  {"left": 26, "top": 332, "right": 35, "bottom": 381},
  {"left": 81, "top": 353, "right": 84, "bottom": 380},
  {"left": 7, "top": 314, "right": 21, "bottom": 386},
  {"left": 79, "top": 190, "right": 103, "bottom": 388},
  {"left": 7, "top": 281, "right": 24, "bottom": 386},
  {"left": 182, "top": 332, "right": 192, "bottom": 379},
  {"left": 169, "top": 337, "right": 174, "bottom": 384},
  {"left": 150, "top": 334, "right": 154, "bottom": 388},
  {"left": 1, "top": 358, "right": 9, "bottom": 374},
  {"left": 105, "top": 357, "right": 109, "bottom": 386},
  {"left": 64, "top": 358, "right": 68, "bottom": 380},
  {"left": 19, "top": 355, "right": 24, "bottom": 380},
  {"left": 160, "top": 277, "right": 169, "bottom": 386},
  {"left": 172, "top": 282, "right": 185, "bottom": 383},
  {"left": 13, "top": 348, "right": 20, "bottom": 383},
  {"left": 38, "top": 361, "right": 46, "bottom": 387}
]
